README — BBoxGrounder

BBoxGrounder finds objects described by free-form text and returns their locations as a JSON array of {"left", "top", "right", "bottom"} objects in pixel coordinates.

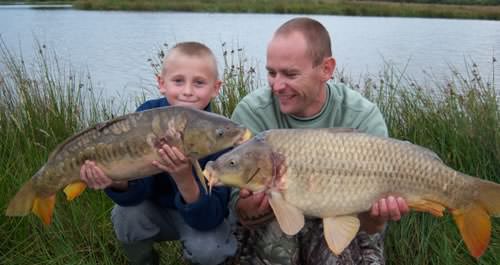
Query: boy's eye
[
  {"left": 173, "top": 79, "right": 184, "bottom": 85},
  {"left": 194, "top": 80, "right": 206, "bottom": 87}
]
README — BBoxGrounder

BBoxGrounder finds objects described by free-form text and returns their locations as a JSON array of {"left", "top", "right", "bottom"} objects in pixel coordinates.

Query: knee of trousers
[
  {"left": 111, "top": 202, "right": 161, "bottom": 244},
  {"left": 182, "top": 220, "right": 237, "bottom": 265}
]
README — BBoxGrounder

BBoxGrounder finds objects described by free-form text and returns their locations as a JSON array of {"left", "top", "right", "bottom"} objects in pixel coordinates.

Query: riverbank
[
  {"left": 71, "top": 0, "right": 500, "bottom": 20},
  {"left": 1, "top": 39, "right": 499, "bottom": 265}
]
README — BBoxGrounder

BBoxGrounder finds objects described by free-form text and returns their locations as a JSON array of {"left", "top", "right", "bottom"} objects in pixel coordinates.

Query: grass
[
  {"left": 71, "top": 0, "right": 500, "bottom": 20},
  {"left": 1, "top": 39, "right": 499, "bottom": 264}
]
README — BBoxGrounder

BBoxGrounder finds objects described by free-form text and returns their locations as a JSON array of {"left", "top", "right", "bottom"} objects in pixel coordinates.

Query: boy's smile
[{"left": 158, "top": 50, "right": 221, "bottom": 110}]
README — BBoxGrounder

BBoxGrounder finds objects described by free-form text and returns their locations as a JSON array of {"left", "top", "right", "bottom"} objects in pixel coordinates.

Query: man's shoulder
[
  {"left": 136, "top": 98, "right": 169, "bottom": 112},
  {"left": 238, "top": 88, "right": 274, "bottom": 109},
  {"left": 330, "top": 83, "right": 376, "bottom": 112}
]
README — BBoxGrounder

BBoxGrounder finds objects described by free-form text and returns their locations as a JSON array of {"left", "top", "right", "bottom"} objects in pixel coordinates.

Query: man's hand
[
  {"left": 236, "top": 189, "right": 274, "bottom": 228},
  {"left": 359, "top": 196, "right": 410, "bottom": 234},
  {"left": 152, "top": 144, "right": 199, "bottom": 203},
  {"left": 80, "top": 160, "right": 127, "bottom": 190}
]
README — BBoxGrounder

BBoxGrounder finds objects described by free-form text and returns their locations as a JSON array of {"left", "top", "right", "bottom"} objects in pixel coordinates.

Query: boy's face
[{"left": 158, "top": 51, "right": 221, "bottom": 110}]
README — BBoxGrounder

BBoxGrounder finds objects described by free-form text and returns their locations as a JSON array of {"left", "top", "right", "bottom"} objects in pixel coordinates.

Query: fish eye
[
  {"left": 228, "top": 159, "right": 237, "bottom": 167},
  {"left": 216, "top": 128, "right": 225, "bottom": 137}
]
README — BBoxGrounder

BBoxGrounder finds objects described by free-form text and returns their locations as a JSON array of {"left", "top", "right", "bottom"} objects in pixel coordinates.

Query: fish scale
[
  {"left": 6, "top": 105, "right": 252, "bottom": 225},
  {"left": 205, "top": 128, "right": 500, "bottom": 258}
]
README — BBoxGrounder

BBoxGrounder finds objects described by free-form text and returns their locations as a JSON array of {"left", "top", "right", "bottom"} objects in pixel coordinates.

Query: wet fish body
[
  {"left": 204, "top": 128, "right": 500, "bottom": 258},
  {"left": 6, "top": 106, "right": 251, "bottom": 225}
]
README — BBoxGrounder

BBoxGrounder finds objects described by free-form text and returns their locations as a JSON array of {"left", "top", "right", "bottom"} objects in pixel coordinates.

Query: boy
[{"left": 80, "top": 42, "right": 236, "bottom": 265}]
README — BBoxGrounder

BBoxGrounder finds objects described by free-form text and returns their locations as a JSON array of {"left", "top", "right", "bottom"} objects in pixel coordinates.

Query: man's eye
[{"left": 267, "top": 71, "right": 276, "bottom": 77}]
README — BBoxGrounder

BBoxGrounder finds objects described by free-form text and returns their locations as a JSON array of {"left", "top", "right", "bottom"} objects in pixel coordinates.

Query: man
[{"left": 230, "top": 17, "right": 409, "bottom": 264}]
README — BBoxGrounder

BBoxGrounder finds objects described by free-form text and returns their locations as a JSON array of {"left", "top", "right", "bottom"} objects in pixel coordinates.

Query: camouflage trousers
[{"left": 232, "top": 218, "right": 385, "bottom": 265}]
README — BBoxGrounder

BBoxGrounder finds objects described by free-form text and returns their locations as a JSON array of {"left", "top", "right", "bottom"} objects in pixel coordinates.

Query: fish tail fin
[
  {"left": 5, "top": 179, "right": 56, "bottom": 225},
  {"left": 451, "top": 178, "right": 500, "bottom": 259},
  {"left": 5, "top": 179, "right": 37, "bottom": 217},
  {"left": 32, "top": 194, "right": 56, "bottom": 225}
]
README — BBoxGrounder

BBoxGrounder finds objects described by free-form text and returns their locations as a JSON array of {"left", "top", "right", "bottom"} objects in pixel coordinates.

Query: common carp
[
  {"left": 6, "top": 106, "right": 252, "bottom": 225},
  {"left": 204, "top": 128, "right": 500, "bottom": 258}
]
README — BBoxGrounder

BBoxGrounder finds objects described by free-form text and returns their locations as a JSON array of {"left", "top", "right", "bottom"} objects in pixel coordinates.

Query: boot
[{"left": 121, "top": 239, "right": 160, "bottom": 265}]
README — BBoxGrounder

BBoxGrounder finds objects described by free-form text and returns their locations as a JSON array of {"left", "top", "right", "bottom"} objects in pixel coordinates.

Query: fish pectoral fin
[
  {"left": 452, "top": 204, "right": 491, "bottom": 259},
  {"left": 323, "top": 215, "right": 360, "bottom": 256},
  {"left": 63, "top": 181, "right": 87, "bottom": 201},
  {"left": 408, "top": 199, "right": 445, "bottom": 217},
  {"left": 32, "top": 195, "right": 56, "bottom": 225},
  {"left": 193, "top": 160, "right": 208, "bottom": 193},
  {"left": 268, "top": 191, "right": 304, "bottom": 235}
]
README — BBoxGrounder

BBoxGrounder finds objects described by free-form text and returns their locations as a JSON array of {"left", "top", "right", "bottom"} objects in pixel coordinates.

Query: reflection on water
[{"left": 1, "top": 6, "right": 499, "bottom": 103}]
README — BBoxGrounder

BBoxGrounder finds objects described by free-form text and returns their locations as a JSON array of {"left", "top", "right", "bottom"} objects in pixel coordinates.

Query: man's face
[
  {"left": 158, "top": 51, "right": 221, "bottom": 110},
  {"left": 266, "top": 32, "right": 332, "bottom": 117}
]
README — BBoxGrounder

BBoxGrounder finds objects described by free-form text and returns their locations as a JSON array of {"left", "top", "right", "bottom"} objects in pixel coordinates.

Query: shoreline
[{"left": 1, "top": 1, "right": 499, "bottom": 20}]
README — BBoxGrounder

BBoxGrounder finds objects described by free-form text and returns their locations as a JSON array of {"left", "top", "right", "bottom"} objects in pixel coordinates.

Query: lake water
[{"left": 1, "top": 5, "right": 499, "bottom": 103}]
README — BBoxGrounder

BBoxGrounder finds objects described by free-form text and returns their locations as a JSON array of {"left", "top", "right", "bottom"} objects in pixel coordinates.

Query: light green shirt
[
  {"left": 229, "top": 82, "right": 388, "bottom": 214},
  {"left": 231, "top": 82, "right": 388, "bottom": 137}
]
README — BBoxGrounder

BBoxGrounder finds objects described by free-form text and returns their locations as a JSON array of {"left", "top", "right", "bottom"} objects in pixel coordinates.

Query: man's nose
[{"left": 271, "top": 75, "right": 286, "bottom": 93}]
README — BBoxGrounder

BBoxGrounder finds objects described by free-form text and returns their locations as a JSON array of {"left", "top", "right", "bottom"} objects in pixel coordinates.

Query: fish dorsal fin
[
  {"left": 268, "top": 191, "right": 304, "bottom": 235},
  {"left": 323, "top": 215, "right": 360, "bottom": 255},
  {"left": 46, "top": 116, "right": 128, "bottom": 161},
  {"left": 192, "top": 160, "right": 208, "bottom": 193},
  {"left": 323, "top": 128, "right": 359, "bottom": 134},
  {"left": 452, "top": 204, "right": 491, "bottom": 259}
]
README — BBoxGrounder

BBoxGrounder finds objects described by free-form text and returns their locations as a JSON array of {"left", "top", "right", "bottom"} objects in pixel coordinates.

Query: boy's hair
[
  {"left": 275, "top": 17, "right": 332, "bottom": 66},
  {"left": 161, "top": 41, "right": 219, "bottom": 78}
]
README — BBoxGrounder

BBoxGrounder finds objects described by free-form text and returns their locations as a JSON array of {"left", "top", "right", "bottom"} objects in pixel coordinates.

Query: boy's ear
[
  {"left": 157, "top": 75, "right": 165, "bottom": 91},
  {"left": 212, "top": 80, "right": 222, "bottom": 98}
]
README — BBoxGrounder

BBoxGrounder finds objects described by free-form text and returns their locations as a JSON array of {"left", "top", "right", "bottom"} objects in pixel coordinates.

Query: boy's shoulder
[{"left": 136, "top": 98, "right": 169, "bottom": 112}]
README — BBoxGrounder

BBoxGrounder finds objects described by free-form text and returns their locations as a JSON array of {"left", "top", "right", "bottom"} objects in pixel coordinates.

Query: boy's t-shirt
[{"left": 104, "top": 98, "right": 231, "bottom": 231}]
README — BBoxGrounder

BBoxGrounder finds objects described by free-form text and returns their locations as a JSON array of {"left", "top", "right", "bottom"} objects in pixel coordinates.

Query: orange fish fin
[
  {"left": 5, "top": 179, "right": 36, "bottom": 217},
  {"left": 452, "top": 204, "right": 491, "bottom": 259},
  {"left": 268, "top": 191, "right": 304, "bottom": 235},
  {"left": 63, "top": 181, "right": 87, "bottom": 201},
  {"left": 408, "top": 199, "right": 446, "bottom": 217},
  {"left": 32, "top": 195, "right": 56, "bottom": 225},
  {"left": 323, "top": 215, "right": 360, "bottom": 255}
]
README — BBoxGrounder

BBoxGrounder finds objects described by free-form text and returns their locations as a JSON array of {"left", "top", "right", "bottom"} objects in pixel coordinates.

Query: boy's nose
[{"left": 182, "top": 83, "right": 194, "bottom": 96}]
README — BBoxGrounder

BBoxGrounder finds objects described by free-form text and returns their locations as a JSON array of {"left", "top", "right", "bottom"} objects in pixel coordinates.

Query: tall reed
[
  {"left": 345, "top": 60, "right": 500, "bottom": 265},
  {"left": 1, "top": 38, "right": 499, "bottom": 264}
]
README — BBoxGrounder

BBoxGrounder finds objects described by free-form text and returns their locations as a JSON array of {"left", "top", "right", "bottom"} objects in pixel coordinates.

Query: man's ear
[
  {"left": 321, "top": 57, "right": 336, "bottom": 81},
  {"left": 212, "top": 80, "right": 223, "bottom": 98}
]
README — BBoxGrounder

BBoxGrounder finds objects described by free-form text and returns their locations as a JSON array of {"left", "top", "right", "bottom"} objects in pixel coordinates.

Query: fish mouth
[
  {"left": 236, "top": 128, "right": 252, "bottom": 145},
  {"left": 203, "top": 166, "right": 220, "bottom": 193}
]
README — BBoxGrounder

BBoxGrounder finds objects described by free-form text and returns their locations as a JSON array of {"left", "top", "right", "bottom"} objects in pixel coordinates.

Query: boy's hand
[
  {"left": 80, "top": 160, "right": 127, "bottom": 190},
  {"left": 152, "top": 144, "right": 199, "bottom": 203}
]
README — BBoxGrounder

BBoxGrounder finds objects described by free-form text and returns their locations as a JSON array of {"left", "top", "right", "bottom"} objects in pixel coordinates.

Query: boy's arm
[{"left": 173, "top": 151, "right": 232, "bottom": 231}]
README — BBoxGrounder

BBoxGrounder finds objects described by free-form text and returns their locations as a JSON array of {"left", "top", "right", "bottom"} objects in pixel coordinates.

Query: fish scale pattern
[{"left": 262, "top": 129, "right": 473, "bottom": 217}]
